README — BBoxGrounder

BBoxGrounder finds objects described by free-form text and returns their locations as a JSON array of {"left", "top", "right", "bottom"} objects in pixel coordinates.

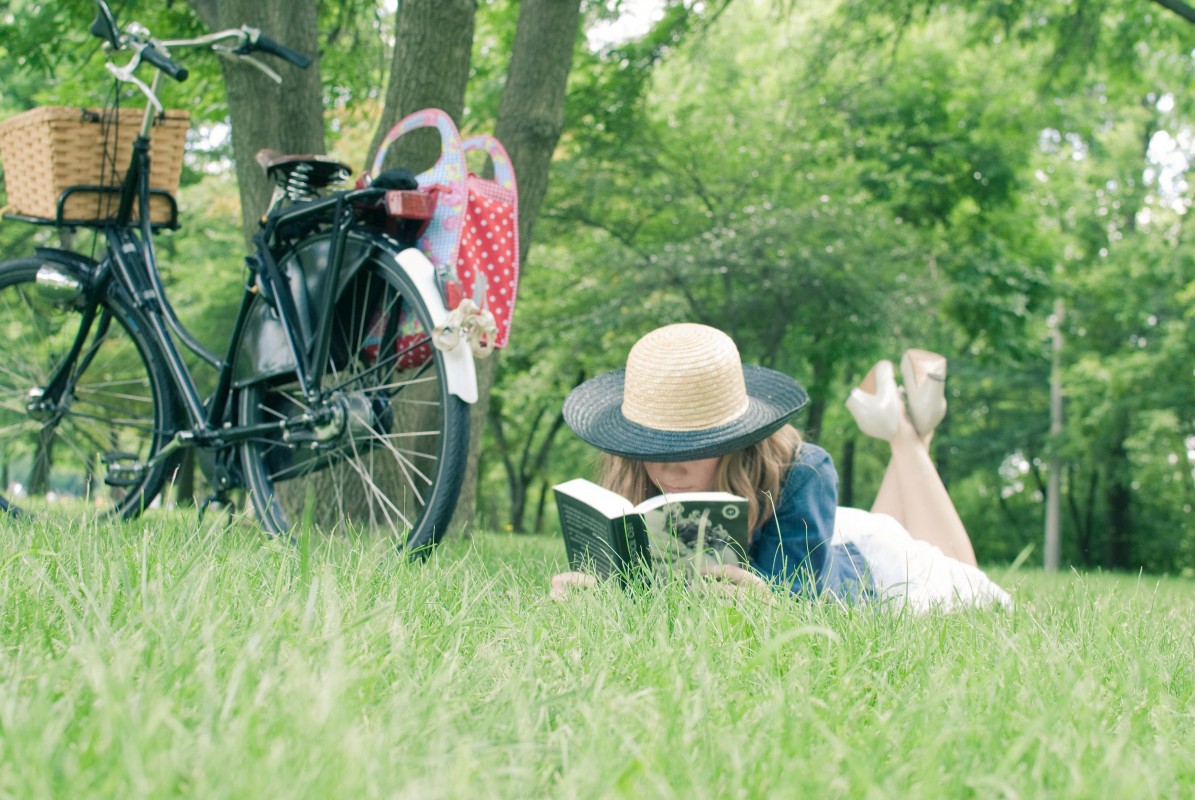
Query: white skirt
[{"left": 832, "top": 507, "right": 1013, "bottom": 613}]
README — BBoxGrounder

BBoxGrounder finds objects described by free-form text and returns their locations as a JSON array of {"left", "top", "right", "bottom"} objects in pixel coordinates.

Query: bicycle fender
[
  {"left": 232, "top": 231, "right": 477, "bottom": 404},
  {"left": 394, "top": 247, "right": 478, "bottom": 404}
]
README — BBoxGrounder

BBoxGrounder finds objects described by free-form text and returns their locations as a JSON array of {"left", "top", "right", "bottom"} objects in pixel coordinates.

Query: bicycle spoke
[
  {"left": 239, "top": 241, "right": 468, "bottom": 546},
  {"left": 0, "top": 259, "right": 173, "bottom": 519},
  {"left": 333, "top": 438, "right": 414, "bottom": 531},
  {"left": 52, "top": 408, "right": 160, "bottom": 432}
]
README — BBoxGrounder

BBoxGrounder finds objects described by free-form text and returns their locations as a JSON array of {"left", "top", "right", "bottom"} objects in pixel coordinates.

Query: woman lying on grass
[{"left": 552, "top": 323, "right": 1011, "bottom": 612}]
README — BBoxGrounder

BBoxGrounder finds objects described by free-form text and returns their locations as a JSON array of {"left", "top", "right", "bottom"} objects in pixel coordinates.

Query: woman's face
[{"left": 644, "top": 457, "right": 721, "bottom": 494}]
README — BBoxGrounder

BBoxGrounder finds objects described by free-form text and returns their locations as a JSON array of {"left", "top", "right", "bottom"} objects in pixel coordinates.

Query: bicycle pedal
[{"left": 101, "top": 451, "right": 146, "bottom": 488}]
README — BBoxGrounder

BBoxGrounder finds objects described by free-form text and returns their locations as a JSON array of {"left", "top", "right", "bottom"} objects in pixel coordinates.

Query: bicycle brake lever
[
  {"left": 213, "top": 48, "right": 282, "bottom": 83},
  {"left": 105, "top": 59, "right": 164, "bottom": 113}
]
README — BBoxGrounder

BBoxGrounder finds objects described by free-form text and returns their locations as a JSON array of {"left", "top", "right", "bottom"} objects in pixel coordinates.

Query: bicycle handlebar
[
  {"left": 138, "top": 44, "right": 189, "bottom": 82},
  {"left": 92, "top": 0, "right": 311, "bottom": 96},
  {"left": 242, "top": 29, "right": 311, "bottom": 69}
]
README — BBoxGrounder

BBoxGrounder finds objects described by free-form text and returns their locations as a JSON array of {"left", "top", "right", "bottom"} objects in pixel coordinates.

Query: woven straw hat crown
[
  {"left": 622, "top": 324, "right": 750, "bottom": 431},
  {"left": 561, "top": 322, "right": 808, "bottom": 461}
]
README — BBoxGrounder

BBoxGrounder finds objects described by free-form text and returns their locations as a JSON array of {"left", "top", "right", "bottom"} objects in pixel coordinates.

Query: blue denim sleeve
[{"left": 748, "top": 443, "right": 839, "bottom": 594}]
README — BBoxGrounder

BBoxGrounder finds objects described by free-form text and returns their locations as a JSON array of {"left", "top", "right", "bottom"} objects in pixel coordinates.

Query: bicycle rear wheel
[
  {"left": 0, "top": 257, "right": 177, "bottom": 519},
  {"left": 239, "top": 249, "right": 470, "bottom": 550}
]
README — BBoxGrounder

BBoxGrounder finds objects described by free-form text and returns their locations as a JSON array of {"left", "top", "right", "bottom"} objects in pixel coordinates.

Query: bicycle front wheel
[
  {"left": 239, "top": 248, "right": 470, "bottom": 550},
  {"left": 0, "top": 257, "right": 177, "bottom": 519}
]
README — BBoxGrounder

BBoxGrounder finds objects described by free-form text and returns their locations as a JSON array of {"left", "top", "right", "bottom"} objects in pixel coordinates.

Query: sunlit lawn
[{"left": 1, "top": 509, "right": 1192, "bottom": 798}]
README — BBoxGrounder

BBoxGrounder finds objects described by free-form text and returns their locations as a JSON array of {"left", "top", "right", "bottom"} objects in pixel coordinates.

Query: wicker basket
[{"left": 0, "top": 106, "right": 189, "bottom": 225}]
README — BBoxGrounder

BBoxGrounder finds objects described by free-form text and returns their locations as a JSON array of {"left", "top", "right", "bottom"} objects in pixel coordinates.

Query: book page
[
  {"left": 553, "top": 478, "right": 634, "bottom": 518},
  {"left": 634, "top": 493, "right": 750, "bottom": 575},
  {"left": 634, "top": 491, "right": 744, "bottom": 515}
]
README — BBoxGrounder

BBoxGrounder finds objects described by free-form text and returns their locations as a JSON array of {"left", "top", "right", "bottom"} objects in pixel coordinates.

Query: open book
[{"left": 553, "top": 478, "right": 751, "bottom": 580}]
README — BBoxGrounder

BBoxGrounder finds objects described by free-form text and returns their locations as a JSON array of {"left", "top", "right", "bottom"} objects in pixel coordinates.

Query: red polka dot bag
[
  {"left": 365, "top": 109, "right": 520, "bottom": 369},
  {"left": 454, "top": 133, "right": 519, "bottom": 349}
]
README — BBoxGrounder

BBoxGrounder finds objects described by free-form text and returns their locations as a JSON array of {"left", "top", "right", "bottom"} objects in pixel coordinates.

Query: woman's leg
[
  {"left": 848, "top": 353, "right": 978, "bottom": 566},
  {"left": 877, "top": 409, "right": 977, "bottom": 566},
  {"left": 871, "top": 460, "right": 904, "bottom": 523}
]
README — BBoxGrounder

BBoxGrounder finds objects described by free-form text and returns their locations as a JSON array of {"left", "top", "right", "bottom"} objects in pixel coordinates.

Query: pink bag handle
[
  {"left": 462, "top": 134, "right": 517, "bottom": 192},
  {"left": 369, "top": 108, "right": 464, "bottom": 186},
  {"left": 369, "top": 109, "right": 467, "bottom": 283}
]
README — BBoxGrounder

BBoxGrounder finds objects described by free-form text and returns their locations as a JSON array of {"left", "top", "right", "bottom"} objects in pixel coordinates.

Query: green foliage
[
  {"left": 482, "top": 0, "right": 1195, "bottom": 575},
  {"left": 5, "top": 0, "right": 1195, "bottom": 571},
  {"left": 462, "top": 0, "right": 520, "bottom": 128},
  {"left": 318, "top": 0, "right": 392, "bottom": 114},
  {"left": 0, "top": 2, "right": 210, "bottom": 111}
]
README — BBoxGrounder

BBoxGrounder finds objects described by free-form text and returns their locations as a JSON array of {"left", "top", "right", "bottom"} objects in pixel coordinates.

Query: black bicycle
[{"left": 0, "top": 1, "right": 476, "bottom": 548}]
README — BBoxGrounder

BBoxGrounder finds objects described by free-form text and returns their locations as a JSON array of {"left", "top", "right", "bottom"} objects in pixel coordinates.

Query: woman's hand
[
  {"left": 549, "top": 565, "right": 775, "bottom": 603},
  {"left": 695, "top": 563, "right": 774, "bottom": 602},
  {"left": 549, "top": 571, "right": 598, "bottom": 600}
]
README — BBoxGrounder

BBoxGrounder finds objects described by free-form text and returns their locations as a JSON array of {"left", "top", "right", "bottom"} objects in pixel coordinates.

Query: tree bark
[
  {"left": 1103, "top": 412, "right": 1134, "bottom": 570},
  {"left": 450, "top": 0, "right": 584, "bottom": 534},
  {"left": 357, "top": 0, "right": 477, "bottom": 536},
  {"left": 186, "top": 0, "right": 326, "bottom": 239},
  {"left": 366, "top": 0, "right": 477, "bottom": 174}
]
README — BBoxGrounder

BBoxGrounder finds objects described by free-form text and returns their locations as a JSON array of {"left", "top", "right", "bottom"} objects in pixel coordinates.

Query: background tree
[
  {"left": 5, "top": 0, "right": 1195, "bottom": 573},
  {"left": 454, "top": 0, "right": 586, "bottom": 531},
  {"left": 183, "top": 0, "right": 325, "bottom": 235},
  {"left": 484, "top": 0, "right": 1195, "bottom": 574},
  {"left": 366, "top": 0, "right": 477, "bottom": 173}
]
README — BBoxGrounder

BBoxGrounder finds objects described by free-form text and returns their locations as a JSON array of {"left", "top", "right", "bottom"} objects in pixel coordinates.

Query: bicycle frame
[
  {"left": 28, "top": 71, "right": 393, "bottom": 481},
  {"left": 1, "top": 1, "right": 481, "bottom": 541},
  {"left": 38, "top": 147, "right": 477, "bottom": 482}
]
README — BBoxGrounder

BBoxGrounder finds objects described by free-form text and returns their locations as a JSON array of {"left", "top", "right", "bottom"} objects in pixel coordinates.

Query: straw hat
[{"left": 563, "top": 323, "right": 809, "bottom": 461}]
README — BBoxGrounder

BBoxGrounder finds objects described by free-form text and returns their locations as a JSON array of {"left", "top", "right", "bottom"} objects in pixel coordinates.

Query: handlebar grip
[
  {"left": 252, "top": 32, "right": 311, "bottom": 69},
  {"left": 140, "top": 45, "right": 189, "bottom": 82}
]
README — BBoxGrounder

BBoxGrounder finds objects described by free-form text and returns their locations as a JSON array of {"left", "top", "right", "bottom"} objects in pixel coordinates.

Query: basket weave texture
[{"left": 0, "top": 106, "right": 189, "bottom": 224}]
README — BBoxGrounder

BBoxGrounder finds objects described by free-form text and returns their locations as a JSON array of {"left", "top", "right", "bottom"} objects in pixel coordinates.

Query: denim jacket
[{"left": 748, "top": 443, "right": 872, "bottom": 599}]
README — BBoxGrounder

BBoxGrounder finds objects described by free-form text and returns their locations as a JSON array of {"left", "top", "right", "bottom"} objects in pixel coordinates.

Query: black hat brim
[{"left": 562, "top": 365, "right": 809, "bottom": 462}]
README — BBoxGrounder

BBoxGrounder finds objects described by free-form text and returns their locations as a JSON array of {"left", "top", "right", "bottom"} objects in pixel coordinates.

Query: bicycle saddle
[{"left": 255, "top": 148, "right": 352, "bottom": 190}]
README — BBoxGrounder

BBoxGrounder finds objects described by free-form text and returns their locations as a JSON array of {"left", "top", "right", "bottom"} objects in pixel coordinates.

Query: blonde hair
[{"left": 600, "top": 425, "right": 804, "bottom": 539}]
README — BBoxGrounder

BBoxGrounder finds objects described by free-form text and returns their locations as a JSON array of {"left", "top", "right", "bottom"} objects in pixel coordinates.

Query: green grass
[{"left": 1, "top": 511, "right": 1193, "bottom": 799}]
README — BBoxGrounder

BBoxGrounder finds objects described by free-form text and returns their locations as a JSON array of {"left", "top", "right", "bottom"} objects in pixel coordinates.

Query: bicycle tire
[
  {"left": 238, "top": 246, "right": 470, "bottom": 550},
  {"left": 0, "top": 257, "right": 178, "bottom": 519}
]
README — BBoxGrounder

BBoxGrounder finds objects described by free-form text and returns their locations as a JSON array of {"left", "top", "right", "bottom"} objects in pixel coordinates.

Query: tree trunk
[
  {"left": 366, "top": 0, "right": 477, "bottom": 174},
  {"left": 29, "top": 427, "right": 53, "bottom": 496},
  {"left": 509, "top": 479, "right": 528, "bottom": 533},
  {"left": 352, "top": 0, "right": 478, "bottom": 537},
  {"left": 493, "top": 1, "right": 584, "bottom": 258},
  {"left": 186, "top": 0, "right": 326, "bottom": 239},
  {"left": 1103, "top": 413, "right": 1134, "bottom": 570},
  {"left": 534, "top": 480, "right": 550, "bottom": 533},
  {"left": 1044, "top": 296, "right": 1064, "bottom": 570},
  {"left": 450, "top": 0, "right": 585, "bottom": 534},
  {"left": 803, "top": 355, "right": 832, "bottom": 442},
  {"left": 1067, "top": 465, "right": 1099, "bottom": 568}
]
